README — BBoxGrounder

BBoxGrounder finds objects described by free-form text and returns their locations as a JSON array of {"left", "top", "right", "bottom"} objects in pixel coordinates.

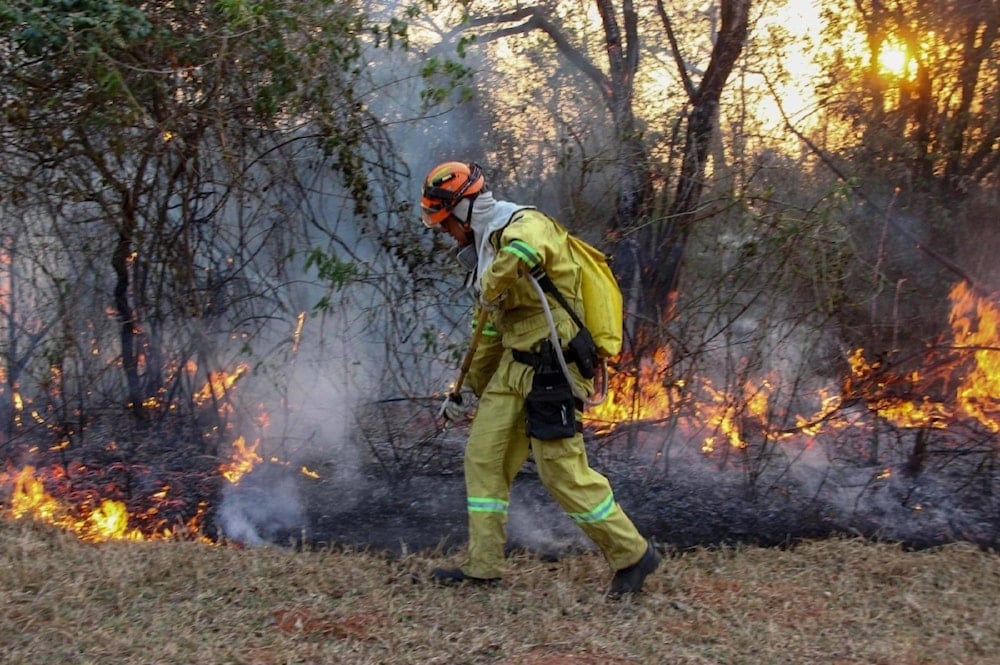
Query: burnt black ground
[{"left": 219, "top": 448, "right": 1000, "bottom": 556}]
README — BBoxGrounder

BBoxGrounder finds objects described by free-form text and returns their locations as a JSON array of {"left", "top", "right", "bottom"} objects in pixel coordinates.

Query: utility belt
[
  {"left": 514, "top": 335, "right": 597, "bottom": 383},
  {"left": 512, "top": 343, "right": 583, "bottom": 373},
  {"left": 512, "top": 340, "right": 584, "bottom": 438}
]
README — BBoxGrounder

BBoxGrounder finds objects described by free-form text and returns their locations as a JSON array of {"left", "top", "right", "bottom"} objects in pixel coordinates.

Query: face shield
[
  {"left": 450, "top": 197, "right": 471, "bottom": 224},
  {"left": 421, "top": 199, "right": 449, "bottom": 228}
]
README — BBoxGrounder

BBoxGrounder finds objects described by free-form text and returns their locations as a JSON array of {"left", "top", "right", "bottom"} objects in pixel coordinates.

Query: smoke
[
  {"left": 215, "top": 299, "right": 376, "bottom": 545},
  {"left": 217, "top": 472, "right": 305, "bottom": 546},
  {"left": 507, "top": 477, "right": 593, "bottom": 556},
  {"left": 787, "top": 440, "right": 996, "bottom": 547}
]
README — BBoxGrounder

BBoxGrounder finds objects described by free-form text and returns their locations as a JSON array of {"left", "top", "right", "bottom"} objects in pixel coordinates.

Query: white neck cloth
[{"left": 467, "top": 191, "right": 532, "bottom": 293}]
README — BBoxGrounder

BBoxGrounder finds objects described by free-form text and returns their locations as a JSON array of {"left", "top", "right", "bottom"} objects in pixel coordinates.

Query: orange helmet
[{"left": 420, "top": 162, "right": 485, "bottom": 227}]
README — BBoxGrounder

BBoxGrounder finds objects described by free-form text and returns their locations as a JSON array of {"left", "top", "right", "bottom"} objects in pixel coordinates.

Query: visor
[{"left": 421, "top": 200, "right": 450, "bottom": 227}]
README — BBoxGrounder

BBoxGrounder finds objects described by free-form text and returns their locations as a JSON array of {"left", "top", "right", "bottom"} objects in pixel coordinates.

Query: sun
[{"left": 877, "top": 39, "right": 915, "bottom": 79}]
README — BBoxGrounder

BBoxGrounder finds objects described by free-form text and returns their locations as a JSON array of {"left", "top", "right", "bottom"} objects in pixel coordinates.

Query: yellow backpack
[
  {"left": 515, "top": 210, "right": 625, "bottom": 367},
  {"left": 566, "top": 234, "right": 624, "bottom": 359}
]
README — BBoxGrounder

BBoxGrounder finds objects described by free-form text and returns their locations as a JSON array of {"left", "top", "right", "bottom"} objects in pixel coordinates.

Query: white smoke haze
[
  {"left": 218, "top": 475, "right": 305, "bottom": 547},
  {"left": 215, "top": 287, "right": 381, "bottom": 544},
  {"left": 507, "top": 479, "right": 594, "bottom": 555}
]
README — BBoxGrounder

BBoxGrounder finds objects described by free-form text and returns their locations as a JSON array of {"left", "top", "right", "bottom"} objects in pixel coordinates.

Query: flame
[
  {"left": 1, "top": 353, "right": 291, "bottom": 543},
  {"left": 220, "top": 436, "right": 263, "bottom": 485},
  {"left": 2, "top": 465, "right": 213, "bottom": 543},
  {"left": 949, "top": 282, "right": 1000, "bottom": 431},
  {"left": 292, "top": 311, "right": 306, "bottom": 353},
  {"left": 842, "top": 282, "right": 1000, "bottom": 431},
  {"left": 6, "top": 466, "right": 145, "bottom": 541},
  {"left": 588, "top": 281, "right": 1000, "bottom": 453},
  {"left": 193, "top": 362, "right": 250, "bottom": 406},
  {"left": 587, "top": 347, "right": 680, "bottom": 427}
]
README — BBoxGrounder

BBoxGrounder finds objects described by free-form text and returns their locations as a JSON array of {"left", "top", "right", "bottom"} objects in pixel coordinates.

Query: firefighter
[{"left": 420, "top": 161, "right": 660, "bottom": 594}]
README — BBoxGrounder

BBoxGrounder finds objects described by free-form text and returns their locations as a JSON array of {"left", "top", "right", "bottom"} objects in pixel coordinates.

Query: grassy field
[{"left": 1, "top": 518, "right": 997, "bottom": 665}]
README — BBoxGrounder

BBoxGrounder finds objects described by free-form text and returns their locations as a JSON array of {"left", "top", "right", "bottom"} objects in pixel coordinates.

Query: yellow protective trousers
[{"left": 459, "top": 349, "right": 649, "bottom": 580}]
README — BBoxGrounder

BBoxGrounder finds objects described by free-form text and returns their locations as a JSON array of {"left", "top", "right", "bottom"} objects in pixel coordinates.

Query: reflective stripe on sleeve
[
  {"left": 501, "top": 239, "right": 541, "bottom": 268},
  {"left": 467, "top": 496, "right": 509, "bottom": 514},
  {"left": 566, "top": 492, "right": 615, "bottom": 524},
  {"left": 471, "top": 317, "right": 500, "bottom": 337}
]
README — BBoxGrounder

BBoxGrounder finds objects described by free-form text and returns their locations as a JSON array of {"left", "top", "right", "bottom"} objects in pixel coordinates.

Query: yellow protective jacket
[{"left": 465, "top": 208, "right": 585, "bottom": 396}]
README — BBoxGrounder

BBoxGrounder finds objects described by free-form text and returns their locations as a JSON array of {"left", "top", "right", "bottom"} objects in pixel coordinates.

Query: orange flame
[
  {"left": 6, "top": 466, "right": 145, "bottom": 541},
  {"left": 293, "top": 311, "right": 306, "bottom": 353},
  {"left": 1, "top": 354, "right": 275, "bottom": 542},
  {"left": 2, "top": 465, "right": 212, "bottom": 542},
  {"left": 587, "top": 347, "right": 679, "bottom": 428},
  {"left": 587, "top": 280, "right": 1000, "bottom": 449},
  {"left": 949, "top": 282, "right": 1000, "bottom": 431},
  {"left": 220, "top": 436, "right": 263, "bottom": 484},
  {"left": 193, "top": 362, "right": 250, "bottom": 406}
]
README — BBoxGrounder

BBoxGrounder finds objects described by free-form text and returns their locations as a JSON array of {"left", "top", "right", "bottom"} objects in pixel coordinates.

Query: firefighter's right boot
[{"left": 609, "top": 540, "right": 660, "bottom": 595}]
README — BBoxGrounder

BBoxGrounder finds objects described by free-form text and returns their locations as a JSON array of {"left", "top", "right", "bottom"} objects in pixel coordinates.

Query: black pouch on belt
[{"left": 525, "top": 368, "right": 578, "bottom": 440}]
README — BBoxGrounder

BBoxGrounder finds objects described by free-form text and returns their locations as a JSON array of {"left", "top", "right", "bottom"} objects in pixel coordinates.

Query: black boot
[
  {"left": 429, "top": 567, "right": 500, "bottom": 587},
  {"left": 609, "top": 541, "right": 661, "bottom": 595}
]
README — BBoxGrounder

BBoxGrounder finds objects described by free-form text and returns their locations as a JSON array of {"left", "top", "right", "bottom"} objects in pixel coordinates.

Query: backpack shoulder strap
[{"left": 529, "top": 265, "right": 586, "bottom": 331}]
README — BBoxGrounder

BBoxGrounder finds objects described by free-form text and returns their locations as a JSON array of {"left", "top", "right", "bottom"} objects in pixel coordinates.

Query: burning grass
[{"left": 1, "top": 518, "right": 996, "bottom": 664}]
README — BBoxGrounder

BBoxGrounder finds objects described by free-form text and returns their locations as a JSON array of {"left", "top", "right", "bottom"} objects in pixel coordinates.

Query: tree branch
[
  {"left": 438, "top": 6, "right": 613, "bottom": 104},
  {"left": 763, "top": 77, "right": 988, "bottom": 299},
  {"left": 655, "top": 0, "right": 696, "bottom": 99}
]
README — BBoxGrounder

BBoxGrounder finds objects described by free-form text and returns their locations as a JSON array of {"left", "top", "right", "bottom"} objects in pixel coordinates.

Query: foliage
[
  {"left": 419, "top": 55, "right": 476, "bottom": 107},
  {"left": 305, "top": 249, "right": 361, "bottom": 294},
  {"left": 1, "top": 0, "right": 151, "bottom": 57},
  {"left": 0, "top": 0, "right": 414, "bottom": 430}
]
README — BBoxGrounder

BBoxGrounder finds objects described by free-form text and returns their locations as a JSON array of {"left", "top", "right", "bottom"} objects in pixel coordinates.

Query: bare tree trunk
[
  {"left": 112, "top": 211, "right": 144, "bottom": 418},
  {"left": 639, "top": 0, "right": 751, "bottom": 326}
]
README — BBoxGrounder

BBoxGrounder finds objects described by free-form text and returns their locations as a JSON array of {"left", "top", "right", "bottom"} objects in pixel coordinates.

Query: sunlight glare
[
  {"left": 878, "top": 39, "right": 915, "bottom": 79},
  {"left": 749, "top": 0, "right": 824, "bottom": 138}
]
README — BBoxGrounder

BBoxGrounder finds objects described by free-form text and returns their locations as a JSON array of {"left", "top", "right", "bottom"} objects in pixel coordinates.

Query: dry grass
[{"left": 1, "top": 518, "right": 997, "bottom": 665}]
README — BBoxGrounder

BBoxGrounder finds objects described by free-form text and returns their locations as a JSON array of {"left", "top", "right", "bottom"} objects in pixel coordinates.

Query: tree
[
  {"left": 638, "top": 0, "right": 750, "bottom": 325},
  {"left": 0, "top": 0, "right": 398, "bottom": 423},
  {"left": 820, "top": 0, "right": 1000, "bottom": 206},
  {"left": 435, "top": 0, "right": 752, "bottom": 335}
]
